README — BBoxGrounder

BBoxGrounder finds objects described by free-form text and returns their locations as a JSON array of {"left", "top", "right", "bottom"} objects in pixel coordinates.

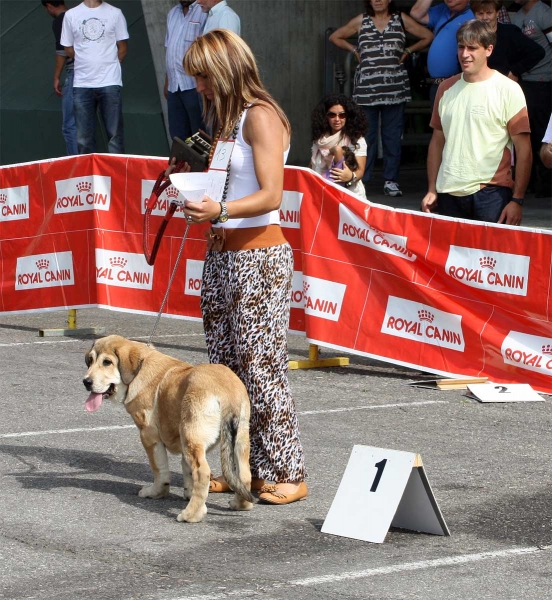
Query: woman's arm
[
  {"left": 329, "top": 141, "right": 367, "bottom": 184},
  {"left": 400, "top": 13, "right": 434, "bottom": 60},
  {"left": 185, "top": 104, "right": 289, "bottom": 223},
  {"left": 329, "top": 15, "right": 364, "bottom": 56}
]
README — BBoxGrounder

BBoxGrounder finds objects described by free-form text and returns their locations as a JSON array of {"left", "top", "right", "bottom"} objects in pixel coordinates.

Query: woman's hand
[
  {"left": 330, "top": 164, "right": 354, "bottom": 184},
  {"left": 164, "top": 156, "right": 191, "bottom": 179},
  {"left": 183, "top": 195, "right": 221, "bottom": 224},
  {"left": 399, "top": 51, "right": 410, "bottom": 65}
]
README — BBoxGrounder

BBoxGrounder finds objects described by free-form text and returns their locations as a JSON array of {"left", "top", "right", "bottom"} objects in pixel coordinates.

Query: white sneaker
[{"left": 384, "top": 181, "right": 403, "bottom": 197}]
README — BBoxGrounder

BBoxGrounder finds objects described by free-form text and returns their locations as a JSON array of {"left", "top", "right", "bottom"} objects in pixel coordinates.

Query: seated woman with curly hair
[{"left": 310, "top": 94, "right": 369, "bottom": 199}]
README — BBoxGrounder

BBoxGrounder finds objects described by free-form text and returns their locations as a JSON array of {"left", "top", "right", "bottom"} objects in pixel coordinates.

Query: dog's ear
[
  {"left": 85, "top": 344, "right": 96, "bottom": 367},
  {"left": 114, "top": 344, "right": 143, "bottom": 385}
]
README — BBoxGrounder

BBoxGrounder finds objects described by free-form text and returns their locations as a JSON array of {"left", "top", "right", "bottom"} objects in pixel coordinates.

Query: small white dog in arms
[{"left": 83, "top": 335, "right": 254, "bottom": 523}]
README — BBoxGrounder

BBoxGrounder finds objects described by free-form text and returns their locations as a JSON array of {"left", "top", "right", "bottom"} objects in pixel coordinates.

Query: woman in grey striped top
[{"left": 330, "top": 0, "right": 433, "bottom": 197}]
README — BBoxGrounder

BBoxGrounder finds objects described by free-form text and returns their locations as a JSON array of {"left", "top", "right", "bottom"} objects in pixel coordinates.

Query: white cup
[
  {"left": 169, "top": 174, "right": 206, "bottom": 203},
  {"left": 181, "top": 188, "right": 205, "bottom": 203}
]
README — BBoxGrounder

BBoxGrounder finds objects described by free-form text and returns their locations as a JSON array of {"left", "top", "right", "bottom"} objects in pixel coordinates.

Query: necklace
[
  {"left": 209, "top": 108, "right": 246, "bottom": 200},
  {"left": 206, "top": 126, "right": 223, "bottom": 168}
]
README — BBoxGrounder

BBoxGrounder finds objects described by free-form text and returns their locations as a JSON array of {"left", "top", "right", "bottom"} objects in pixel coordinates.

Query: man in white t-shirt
[
  {"left": 61, "top": 0, "right": 129, "bottom": 154},
  {"left": 421, "top": 20, "right": 532, "bottom": 225},
  {"left": 197, "top": 0, "right": 240, "bottom": 35}
]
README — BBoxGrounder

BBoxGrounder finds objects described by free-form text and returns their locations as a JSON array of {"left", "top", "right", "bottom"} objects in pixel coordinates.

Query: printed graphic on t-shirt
[{"left": 81, "top": 18, "right": 106, "bottom": 43}]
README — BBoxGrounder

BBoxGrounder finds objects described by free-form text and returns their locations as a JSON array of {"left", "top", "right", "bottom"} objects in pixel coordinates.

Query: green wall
[{"left": 0, "top": 0, "right": 169, "bottom": 165}]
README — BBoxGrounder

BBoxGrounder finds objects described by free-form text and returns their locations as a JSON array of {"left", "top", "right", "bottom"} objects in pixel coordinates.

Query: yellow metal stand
[
  {"left": 288, "top": 343, "right": 349, "bottom": 370},
  {"left": 39, "top": 309, "right": 106, "bottom": 337}
]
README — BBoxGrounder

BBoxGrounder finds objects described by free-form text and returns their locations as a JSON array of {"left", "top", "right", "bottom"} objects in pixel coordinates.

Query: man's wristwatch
[
  {"left": 211, "top": 201, "right": 229, "bottom": 224},
  {"left": 510, "top": 197, "right": 524, "bottom": 206},
  {"left": 345, "top": 173, "right": 357, "bottom": 188}
]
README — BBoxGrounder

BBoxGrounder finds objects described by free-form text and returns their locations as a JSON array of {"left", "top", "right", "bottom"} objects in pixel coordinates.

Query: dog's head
[{"left": 83, "top": 335, "right": 145, "bottom": 412}]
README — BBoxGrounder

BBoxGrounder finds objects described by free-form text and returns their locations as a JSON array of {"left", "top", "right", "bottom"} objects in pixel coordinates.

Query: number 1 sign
[{"left": 322, "top": 446, "right": 450, "bottom": 543}]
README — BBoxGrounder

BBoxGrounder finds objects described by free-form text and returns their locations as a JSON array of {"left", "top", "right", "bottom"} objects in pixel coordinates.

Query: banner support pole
[
  {"left": 38, "top": 309, "right": 106, "bottom": 337},
  {"left": 289, "top": 343, "right": 349, "bottom": 370}
]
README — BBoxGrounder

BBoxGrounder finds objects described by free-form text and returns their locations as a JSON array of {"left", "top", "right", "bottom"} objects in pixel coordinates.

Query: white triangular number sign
[{"left": 322, "top": 445, "right": 450, "bottom": 543}]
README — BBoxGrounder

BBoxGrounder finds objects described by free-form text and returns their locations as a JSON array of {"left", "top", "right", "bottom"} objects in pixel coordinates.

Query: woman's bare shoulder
[{"left": 243, "top": 103, "right": 288, "bottom": 147}]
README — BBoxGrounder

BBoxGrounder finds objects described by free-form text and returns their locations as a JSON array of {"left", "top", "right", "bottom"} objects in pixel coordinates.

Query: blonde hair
[{"left": 184, "top": 29, "right": 290, "bottom": 138}]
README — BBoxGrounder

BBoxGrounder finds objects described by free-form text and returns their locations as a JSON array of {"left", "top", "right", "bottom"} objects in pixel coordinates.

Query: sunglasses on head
[{"left": 327, "top": 111, "right": 347, "bottom": 118}]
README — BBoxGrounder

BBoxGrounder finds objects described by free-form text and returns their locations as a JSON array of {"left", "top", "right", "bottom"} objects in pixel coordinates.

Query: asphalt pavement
[
  {"left": 1, "top": 169, "right": 551, "bottom": 599},
  {"left": 1, "top": 303, "right": 551, "bottom": 600}
]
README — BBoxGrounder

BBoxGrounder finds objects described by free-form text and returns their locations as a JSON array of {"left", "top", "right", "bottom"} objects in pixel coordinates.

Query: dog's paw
[
  {"left": 176, "top": 504, "right": 207, "bottom": 523},
  {"left": 138, "top": 483, "right": 170, "bottom": 499},
  {"left": 229, "top": 497, "right": 254, "bottom": 511}
]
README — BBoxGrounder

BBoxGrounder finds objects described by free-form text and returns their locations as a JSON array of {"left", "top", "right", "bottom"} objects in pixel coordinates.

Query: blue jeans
[
  {"left": 362, "top": 103, "right": 405, "bottom": 183},
  {"left": 167, "top": 88, "right": 205, "bottom": 141},
  {"left": 73, "top": 86, "right": 124, "bottom": 154},
  {"left": 438, "top": 186, "right": 512, "bottom": 222},
  {"left": 62, "top": 69, "right": 78, "bottom": 156}
]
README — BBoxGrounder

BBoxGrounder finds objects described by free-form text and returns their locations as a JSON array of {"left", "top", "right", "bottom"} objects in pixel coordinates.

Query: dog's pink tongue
[{"left": 85, "top": 392, "right": 103, "bottom": 413}]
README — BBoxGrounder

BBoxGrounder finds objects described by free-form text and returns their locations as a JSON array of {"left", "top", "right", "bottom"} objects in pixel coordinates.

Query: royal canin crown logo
[
  {"left": 0, "top": 193, "right": 7, "bottom": 204},
  {"left": 16, "top": 251, "right": 74, "bottom": 290},
  {"left": 446, "top": 245, "right": 529, "bottom": 296},
  {"left": 76, "top": 181, "right": 93, "bottom": 193},
  {"left": 96, "top": 249, "right": 153, "bottom": 291},
  {"left": 418, "top": 310, "right": 434, "bottom": 323},
  {"left": 301, "top": 275, "right": 346, "bottom": 322},
  {"left": 502, "top": 332, "right": 552, "bottom": 375},
  {"left": 382, "top": 296, "right": 465, "bottom": 351},
  {"left": 109, "top": 257, "right": 128, "bottom": 268},
  {"left": 479, "top": 257, "right": 497, "bottom": 269},
  {"left": 165, "top": 186, "right": 180, "bottom": 199},
  {"left": 338, "top": 204, "right": 416, "bottom": 262}
]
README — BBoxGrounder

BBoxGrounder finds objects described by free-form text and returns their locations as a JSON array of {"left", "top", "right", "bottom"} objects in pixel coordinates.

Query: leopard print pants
[{"left": 200, "top": 243, "right": 306, "bottom": 483}]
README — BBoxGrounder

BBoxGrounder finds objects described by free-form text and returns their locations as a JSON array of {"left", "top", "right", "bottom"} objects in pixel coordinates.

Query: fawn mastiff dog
[{"left": 83, "top": 335, "right": 253, "bottom": 523}]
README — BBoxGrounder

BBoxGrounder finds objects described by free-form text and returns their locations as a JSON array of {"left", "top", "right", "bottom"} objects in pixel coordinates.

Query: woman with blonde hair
[{"left": 180, "top": 29, "right": 307, "bottom": 505}]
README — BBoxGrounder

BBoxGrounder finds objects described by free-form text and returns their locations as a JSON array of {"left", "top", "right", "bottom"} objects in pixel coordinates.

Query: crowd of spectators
[
  {"left": 43, "top": 0, "right": 551, "bottom": 224},
  {"left": 323, "top": 0, "right": 551, "bottom": 223},
  {"left": 42, "top": 0, "right": 241, "bottom": 154}
]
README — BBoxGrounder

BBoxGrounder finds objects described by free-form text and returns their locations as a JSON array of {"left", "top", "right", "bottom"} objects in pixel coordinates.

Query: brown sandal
[
  {"left": 258, "top": 481, "right": 308, "bottom": 505},
  {"left": 209, "top": 474, "right": 265, "bottom": 493}
]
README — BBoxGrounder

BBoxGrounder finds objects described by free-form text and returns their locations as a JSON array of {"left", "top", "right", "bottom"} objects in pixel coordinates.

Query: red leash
[{"left": 143, "top": 162, "right": 185, "bottom": 266}]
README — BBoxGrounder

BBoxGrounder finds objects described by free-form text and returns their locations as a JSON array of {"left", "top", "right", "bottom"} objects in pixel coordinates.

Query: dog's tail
[{"left": 220, "top": 396, "right": 254, "bottom": 503}]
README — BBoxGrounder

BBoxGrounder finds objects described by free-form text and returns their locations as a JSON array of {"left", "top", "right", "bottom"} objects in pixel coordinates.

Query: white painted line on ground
[
  {"left": 0, "top": 401, "right": 446, "bottom": 439},
  {"left": 0, "top": 339, "right": 82, "bottom": 347},
  {"left": 0, "top": 425, "right": 135, "bottom": 439},
  {"left": 292, "top": 546, "right": 548, "bottom": 585},
  {"left": 134, "top": 333, "right": 205, "bottom": 340},
  {"left": 0, "top": 333, "right": 205, "bottom": 348},
  {"left": 299, "top": 400, "right": 446, "bottom": 415},
  {"left": 169, "top": 546, "right": 549, "bottom": 600}
]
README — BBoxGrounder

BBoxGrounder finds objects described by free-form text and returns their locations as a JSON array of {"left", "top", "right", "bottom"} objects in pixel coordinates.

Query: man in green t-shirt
[{"left": 421, "top": 20, "right": 532, "bottom": 225}]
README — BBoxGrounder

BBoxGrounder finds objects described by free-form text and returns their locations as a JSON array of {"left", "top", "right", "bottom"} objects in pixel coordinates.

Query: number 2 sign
[
  {"left": 466, "top": 383, "right": 544, "bottom": 403},
  {"left": 322, "top": 446, "right": 450, "bottom": 543}
]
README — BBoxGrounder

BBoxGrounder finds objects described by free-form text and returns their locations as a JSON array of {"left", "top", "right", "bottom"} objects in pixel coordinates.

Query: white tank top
[{"left": 220, "top": 108, "right": 290, "bottom": 230}]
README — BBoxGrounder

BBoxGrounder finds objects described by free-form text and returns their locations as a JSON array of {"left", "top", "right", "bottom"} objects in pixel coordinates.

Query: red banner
[{"left": 1, "top": 155, "right": 551, "bottom": 392}]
